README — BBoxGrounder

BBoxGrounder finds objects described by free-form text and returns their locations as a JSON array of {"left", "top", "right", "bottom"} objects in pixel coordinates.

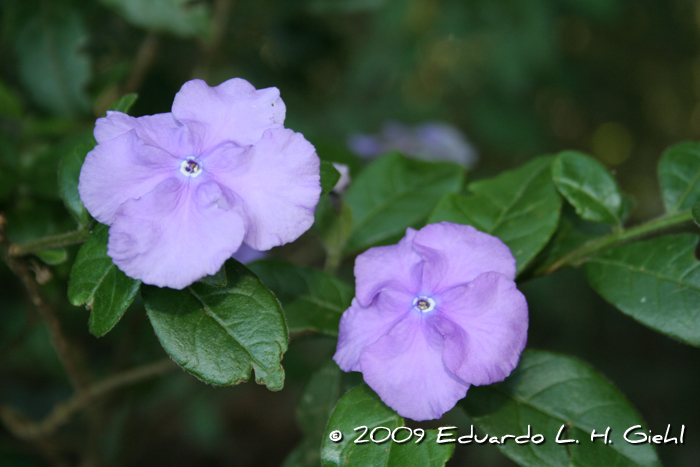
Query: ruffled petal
[
  {"left": 94, "top": 112, "right": 201, "bottom": 157},
  {"left": 207, "top": 128, "right": 320, "bottom": 251},
  {"left": 354, "top": 228, "right": 423, "bottom": 307},
  {"left": 333, "top": 288, "right": 413, "bottom": 372},
  {"left": 438, "top": 272, "right": 528, "bottom": 386},
  {"left": 79, "top": 130, "right": 177, "bottom": 225},
  {"left": 107, "top": 177, "right": 246, "bottom": 289},
  {"left": 413, "top": 222, "right": 516, "bottom": 293},
  {"left": 171, "top": 78, "right": 285, "bottom": 149},
  {"left": 360, "top": 312, "right": 469, "bottom": 421}
]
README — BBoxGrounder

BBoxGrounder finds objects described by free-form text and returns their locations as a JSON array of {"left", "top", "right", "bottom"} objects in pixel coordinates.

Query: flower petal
[
  {"left": 171, "top": 78, "right": 285, "bottom": 148},
  {"left": 354, "top": 228, "right": 423, "bottom": 307},
  {"left": 207, "top": 128, "right": 320, "bottom": 251},
  {"left": 107, "top": 177, "right": 246, "bottom": 289},
  {"left": 232, "top": 243, "right": 267, "bottom": 264},
  {"left": 360, "top": 312, "right": 469, "bottom": 421},
  {"left": 438, "top": 272, "right": 528, "bottom": 386},
  {"left": 79, "top": 130, "right": 177, "bottom": 224},
  {"left": 413, "top": 222, "right": 516, "bottom": 293},
  {"left": 333, "top": 288, "right": 413, "bottom": 372},
  {"left": 94, "top": 111, "right": 200, "bottom": 157}
]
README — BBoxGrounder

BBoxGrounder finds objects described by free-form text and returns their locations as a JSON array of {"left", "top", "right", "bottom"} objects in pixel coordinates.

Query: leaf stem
[
  {"left": 541, "top": 210, "right": 695, "bottom": 275},
  {"left": 0, "top": 359, "right": 176, "bottom": 440},
  {"left": 8, "top": 228, "right": 90, "bottom": 257}
]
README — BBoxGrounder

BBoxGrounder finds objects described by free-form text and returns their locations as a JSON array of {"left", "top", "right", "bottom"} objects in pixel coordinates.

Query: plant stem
[
  {"left": 0, "top": 359, "right": 176, "bottom": 440},
  {"left": 541, "top": 210, "right": 694, "bottom": 275},
  {"left": 0, "top": 215, "right": 89, "bottom": 394},
  {"left": 8, "top": 228, "right": 90, "bottom": 257},
  {"left": 123, "top": 32, "right": 160, "bottom": 94},
  {"left": 191, "top": 0, "right": 234, "bottom": 79}
]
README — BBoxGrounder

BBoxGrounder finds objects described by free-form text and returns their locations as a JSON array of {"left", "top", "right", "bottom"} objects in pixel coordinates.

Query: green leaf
[
  {"left": 199, "top": 265, "right": 227, "bottom": 287},
  {"left": 428, "top": 157, "right": 561, "bottom": 274},
  {"left": 321, "top": 384, "right": 454, "bottom": 467},
  {"left": 693, "top": 201, "right": 700, "bottom": 227},
  {"left": 248, "top": 259, "right": 352, "bottom": 336},
  {"left": 36, "top": 248, "right": 68, "bottom": 265},
  {"left": 462, "top": 350, "right": 660, "bottom": 467},
  {"left": 345, "top": 153, "right": 465, "bottom": 252},
  {"left": 320, "top": 161, "right": 341, "bottom": 196},
  {"left": 284, "top": 360, "right": 344, "bottom": 467},
  {"left": 58, "top": 143, "right": 93, "bottom": 227},
  {"left": 68, "top": 224, "right": 141, "bottom": 337},
  {"left": 531, "top": 214, "right": 609, "bottom": 276},
  {"left": 552, "top": 151, "right": 624, "bottom": 226},
  {"left": 107, "top": 93, "right": 138, "bottom": 114},
  {"left": 99, "top": 0, "right": 211, "bottom": 39},
  {"left": 143, "top": 260, "right": 288, "bottom": 388},
  {"left": 15, "top": 10, "right": 91, "bottom": 116},
  {"left": 585, "top": 234, "right": 700, "bottom": 346},
  {"left": 314, "top": 196, "right": 353, "bottom": 273},
  {"left": 658, "top": 141, "right": 700, "bottom": 214}
]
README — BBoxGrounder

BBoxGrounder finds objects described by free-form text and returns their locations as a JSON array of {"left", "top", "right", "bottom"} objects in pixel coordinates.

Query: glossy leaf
[
  {"left": 15, "top": 10, "right": 91, "bottom": 116},
  {"left": 99, "top": 0, "right": 210, "bottom": 39},
  {"left": 552, "top": 151, "right": 624, "bottom": 226},
  {"left": 658, "top": 141, "right": 700, "bottom": 214},
  {"left": 462, "top": 350, "right": 660, "bottom": 467},
  {"left": 531, "top": 214, "right": 608, "bottom": 276},
  {"left": 143, "top": 260, "right": 288, "bottom": 388},
  {"left": 585, "top": 234, "right": 700, "bottom": 346},
  {"left": 248, "top": 259, "right": 352, "bottom": 336},
  {"left": 345, "top": 153, "right": 464, "bottom": 252},
  {"left": 199, "top": 265, "right": 227, "bottom": 287},
  {"left": 321, "top": 384, "right": 454, "bottom": 467},
  {"left": 428, "top": 157, "right": 561, "bottom": 274},
  {"left": 68, "top": 224, "right": 140, "bottom": 337},
  {"left": 320, "top": 161, "right": 341, "bottom": 196},
  {"left": 107, "top": 93, "right": 138, "bottom": 113},
  {"left": 59, "top": 143, "right": 93, "bottom": 227}
]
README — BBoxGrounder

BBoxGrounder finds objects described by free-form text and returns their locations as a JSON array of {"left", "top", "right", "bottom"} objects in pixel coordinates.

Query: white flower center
[
  {"left": 180, "top": 157, "right": 202, "bottom": 177},
  {"left": 413, "top": 296, "right": 435, "bottom": 313}
]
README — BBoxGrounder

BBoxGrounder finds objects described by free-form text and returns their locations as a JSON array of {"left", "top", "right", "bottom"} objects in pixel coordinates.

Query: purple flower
[
  {"left": 333, "top": 222, "right": 528, "bottom": 421},
  {"left": 232, "top": 243, "right": 267, "bottom": 264},
  {"left": 79, "top": 78, "right": 321, "bottom": 289},
  {"left": 347, "top": 121, "right": 478, "bottom": 168}
]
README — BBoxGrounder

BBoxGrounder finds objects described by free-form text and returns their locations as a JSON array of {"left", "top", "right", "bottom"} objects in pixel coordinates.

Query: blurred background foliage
[{"left": 1, "top": 0, "right": 699, "bottom": 466}]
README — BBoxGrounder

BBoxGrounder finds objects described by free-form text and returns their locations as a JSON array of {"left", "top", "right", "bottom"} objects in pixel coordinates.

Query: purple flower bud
[
  {"left": 347, "top": 121, "right": 478, "bottom": 167},
  {"left": 334, "top": 222, "right": 528, "bottom": 421},
  {"left": 79, "top": 78, "right": 321, "bottom": 289}
]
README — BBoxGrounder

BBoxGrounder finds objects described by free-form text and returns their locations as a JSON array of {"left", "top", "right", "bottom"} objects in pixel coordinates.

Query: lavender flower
[
  {"left": 333, "top": 222, "right": 528, "bottom": 421},
  {"left": 347, "top": 121, "right": 478, "bottom": 168},
  {"left": 79, "top": 78, "right": 321, "bottom": 289}
]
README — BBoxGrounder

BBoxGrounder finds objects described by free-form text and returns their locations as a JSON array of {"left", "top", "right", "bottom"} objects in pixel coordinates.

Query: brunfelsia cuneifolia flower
[
  {"left": 79, "top": 78, "right": 321, "bottom": 289},
  {"left": 333, "top": 222, "right": 528, "bottom": 421}
]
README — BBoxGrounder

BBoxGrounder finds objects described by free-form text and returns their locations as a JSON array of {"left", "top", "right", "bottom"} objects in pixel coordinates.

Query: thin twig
[
  {"left": 0, "top": 214, "right": 88, "bottom": 394},
  {"left": 191, "top": 0, "right": 234, "bottom": 80},
  {"left": 0, "top": 313, "right": 40, "bottom": 360},
  {"left": 122, "top": 32, "right": 160, "bottom": 95},
  {"left": 0, "top": 359, "right": 176, "bottom": 440},
  {"left": 8, "top": 228, "right": 90, "bottom": 257}
]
